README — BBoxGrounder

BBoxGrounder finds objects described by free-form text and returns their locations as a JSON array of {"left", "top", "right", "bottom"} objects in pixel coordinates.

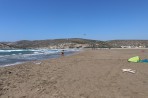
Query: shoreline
[{"left": 0, "top": 49, "right": 82, "bottom": 67}]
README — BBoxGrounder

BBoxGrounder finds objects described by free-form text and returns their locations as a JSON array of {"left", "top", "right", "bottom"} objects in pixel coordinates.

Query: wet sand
[{"left": 1, "top": 49, "right": 148, "bottom": 98}]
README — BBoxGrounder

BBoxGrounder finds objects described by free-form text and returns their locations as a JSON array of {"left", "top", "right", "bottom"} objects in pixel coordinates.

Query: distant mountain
[
  {"left": 0, "top": 38, "right": 148, "bottom": 49},
  {"left": 12, "top": 38, "right": 108, "bottom": 49},
  {"left": 0, "top": 42, "right": 15, "bottom": 49},
  {"left": 107, "top": 40, "right": 148, "bottom": 48}
]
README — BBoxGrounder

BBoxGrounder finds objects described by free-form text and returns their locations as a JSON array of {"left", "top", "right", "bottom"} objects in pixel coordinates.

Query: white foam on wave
[
  {"left": 61, "top": 48, "right": 81, "bottom": 52},
  {"left": 0, "top": 49, "right": 80, "bottom": 54},
  {"left": 6, "top": 50, "right": 59, "bottom": 58},
  {"left": 0, "top": 49, "right": 28, "bottom": 52},
  {"left": 33, "top": 49, "right": 59, "bottom": 55},
  {"left": 1, "top": 62, "right": 24, "bottom": 67},
  {"left": 0, "top": 49, "right": 45, "bottom": 53}
]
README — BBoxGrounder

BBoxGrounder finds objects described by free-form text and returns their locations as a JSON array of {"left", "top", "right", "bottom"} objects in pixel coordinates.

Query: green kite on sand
[
  {"left": 128, "top": 56, "right": 140, "bottom": 63},
  {"left": 128, "top": 56, "right": 148, "bottom": 63}
]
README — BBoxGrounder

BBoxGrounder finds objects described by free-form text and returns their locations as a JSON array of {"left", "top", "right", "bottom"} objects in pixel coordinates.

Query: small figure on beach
[
  {"left": 141, "top": 50, "right": 145, "bottom": 53},
  {"left": 61, "top": 50, "right": 64, "bottom": 56}
]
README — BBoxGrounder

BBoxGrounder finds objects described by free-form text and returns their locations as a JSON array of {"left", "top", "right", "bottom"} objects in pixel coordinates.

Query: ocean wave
[
  {"left": 0, "top": 49, "right": 80, "bottom": 67},
  {"left": 0, "top": 49, "right": 29, "bottom": 52},
  {"left": 0, "top": 58, "right": 7, "bottom": 61},
  {"left": 0, "top": 49, "right": 80, "bottom": 53}
]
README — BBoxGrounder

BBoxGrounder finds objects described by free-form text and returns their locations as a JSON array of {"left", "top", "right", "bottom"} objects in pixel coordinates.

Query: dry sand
[{"left": 1, "top": 49, "right": 148, "bottom": 98}]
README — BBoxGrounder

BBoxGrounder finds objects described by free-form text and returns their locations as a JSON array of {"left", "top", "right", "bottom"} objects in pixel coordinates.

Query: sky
[{"left": 0, "top": 0, "right": 148, "bottom": 41}]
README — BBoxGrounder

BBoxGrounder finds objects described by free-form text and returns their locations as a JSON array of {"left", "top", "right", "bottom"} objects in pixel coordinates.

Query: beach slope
[{"left": 1, "top": 49, "right": 148, "bottom": 98}]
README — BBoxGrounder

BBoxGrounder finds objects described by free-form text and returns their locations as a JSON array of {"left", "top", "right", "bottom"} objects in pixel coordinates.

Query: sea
[{"left": 0, "top": 49, "right": 80, "bottom": 67}]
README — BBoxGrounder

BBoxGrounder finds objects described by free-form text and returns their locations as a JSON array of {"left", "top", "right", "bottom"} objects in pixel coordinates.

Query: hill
[
  {"left": 0, "top": 39, "right": 148, "bottom": 49},
  {"left": 107, "top": 40, "right": 148, "bottom": 48}
]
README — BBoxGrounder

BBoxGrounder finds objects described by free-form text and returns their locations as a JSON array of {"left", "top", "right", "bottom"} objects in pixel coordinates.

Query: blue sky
[{"left": 0, "top": 0, "right": 148, "bottom": 41}]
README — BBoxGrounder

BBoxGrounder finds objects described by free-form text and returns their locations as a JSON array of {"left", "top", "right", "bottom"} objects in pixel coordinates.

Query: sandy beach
[{"left": 1, "top": 49, "right": 148, "bottom": 98}]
